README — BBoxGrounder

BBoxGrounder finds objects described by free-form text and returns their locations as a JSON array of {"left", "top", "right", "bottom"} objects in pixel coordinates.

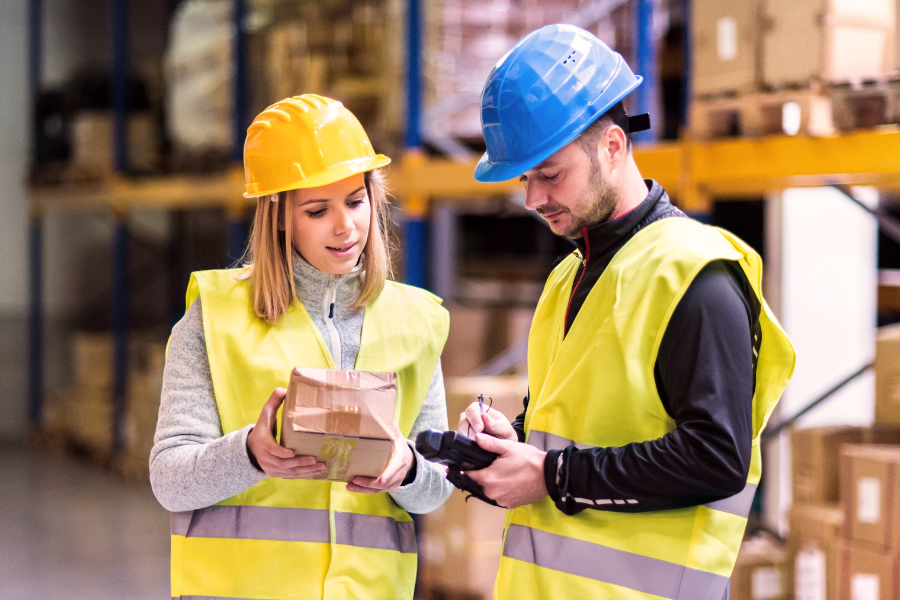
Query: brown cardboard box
[
  {"left": 280, "top": 368, "right": 397, "bottom": 482},
  {"left": 762, "top": 0, "right": 895, "bottom": 87},
  {"left": 691, "top": 0, "right": 761, "bottom": 97},
  {"left": 792, "top": 426, "right": 900, "bottom": 505},
  {"left": 841, "top": 445, "right": 900, "bottom": 551},
  {"left": 71, "top": 332, "right": 113, "bottom": 387},
  {"left": 442, "top": 307, "right": 495, "bottom": 377},
  {"left": 793, "top": 427, "right": 867, "bottom": 504},
  {"left": 876, "top": 323, "right": 900, "bottom": 426},
  {"left": 730, "top": 535, "right": 787, "bottom": 600},
  {"left": 70, "top": 111, "right": 157, "bottom": 175},
  {"left": 787, "top": 503, "right": 843, "bottom": 600},
  {"left": 838, "top": 540, "right": 899, "bottom": 600},
  {"left": 419, "top": 485, "right": 507, "bottom": 599}
]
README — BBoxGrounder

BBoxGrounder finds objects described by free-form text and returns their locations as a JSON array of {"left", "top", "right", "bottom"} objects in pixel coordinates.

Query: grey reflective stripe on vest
[
  {"left": 334, "top": 511, "right": 417, "bottom": 553},
  {"left": 170, "top": 506, "right": 415, "bottom": 553},
  {"left": 703, "top": 482, "right": 758, "bottom": 517},
  {"left": 171, "top": 505, "right": 330, "bottom": 543},
  {"left": 503, "top": 524, "right": 730, "bottom": 600},
  {"left": 527, "top": 430, "right": 592, "bottom": 452},
  {"left": 526, "top": 429, "right": 756, "bottom": 518}
]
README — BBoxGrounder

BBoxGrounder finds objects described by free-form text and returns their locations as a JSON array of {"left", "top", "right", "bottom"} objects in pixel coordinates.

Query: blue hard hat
[{"left": 474, "top": 24, "right": 647, "bottom": 183}]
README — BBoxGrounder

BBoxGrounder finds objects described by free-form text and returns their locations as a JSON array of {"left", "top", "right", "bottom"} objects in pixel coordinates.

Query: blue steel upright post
[
  {"left": 633, "top": 0, "right": 658, "bottom": 143},
  {"left": 680, "top": 0, "right": 691, "bottom": 132},
  {"left": 110, "top": 0, "right": 130, "bottom": 454},
  {"left": 403, "top": 0, "right": 427, "bottom": 288},
  {"left": 228, "top": 0, "right": 249, "bottom": 264},
  {"left": 231, "top": 0, "right": 247, "bottom": 163},
  {"left": 28, "top": 0, "right": 44, "bottom": 428}
]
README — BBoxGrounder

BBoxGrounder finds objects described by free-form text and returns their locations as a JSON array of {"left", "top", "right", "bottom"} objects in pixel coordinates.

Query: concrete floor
[{"left": 0, "top": 444, "right": 170, "bottom": 599}]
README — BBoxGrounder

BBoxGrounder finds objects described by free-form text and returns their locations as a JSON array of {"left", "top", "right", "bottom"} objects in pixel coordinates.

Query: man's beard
[{"left": 558, "top": 165, "right": 618, "bottom": 239}]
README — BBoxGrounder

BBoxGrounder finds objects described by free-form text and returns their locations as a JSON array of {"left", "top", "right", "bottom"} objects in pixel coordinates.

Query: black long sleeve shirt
[{"left": 512, "top": 180, "right": 761, "bottom": 515}]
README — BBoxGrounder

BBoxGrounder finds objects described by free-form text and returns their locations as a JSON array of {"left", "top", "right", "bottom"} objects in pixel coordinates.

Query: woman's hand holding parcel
[
  {"left": 247, "top": 387, "right": 325, "bottom": 478},
  {"left": 347, "top": 422, "right": 415, "bottom": 493},
  {"left": 458, "top": 402, "right": 518, "bottom": 442}
]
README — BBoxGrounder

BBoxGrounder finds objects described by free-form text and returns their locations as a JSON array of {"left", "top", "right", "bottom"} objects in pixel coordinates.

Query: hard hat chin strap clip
[{"left": 625, "top": 113, "right": 651, "bottom": 134}]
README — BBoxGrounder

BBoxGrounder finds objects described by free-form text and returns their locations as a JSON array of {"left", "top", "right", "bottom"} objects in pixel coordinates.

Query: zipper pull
[{"left": 328, "top": 302, "right": 335, "bottom": 319}]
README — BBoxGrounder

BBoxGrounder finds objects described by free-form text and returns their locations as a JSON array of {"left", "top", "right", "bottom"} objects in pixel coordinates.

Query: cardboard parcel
[{"left": 280, "top": 367, "right": 397, "bottom": 482}]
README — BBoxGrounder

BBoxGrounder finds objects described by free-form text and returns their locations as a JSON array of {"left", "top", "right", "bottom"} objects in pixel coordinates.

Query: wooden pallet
[
  {"left": 831, "top": 80, "right": 900, "bottom": 131},
  {"left": 690, "top": 88, "right": 834, "bottom": 140}
]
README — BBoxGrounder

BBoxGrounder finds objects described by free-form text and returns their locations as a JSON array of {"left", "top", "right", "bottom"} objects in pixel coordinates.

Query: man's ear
[{"left": 605, "top": 125, "right": 629, "bottom": 165}]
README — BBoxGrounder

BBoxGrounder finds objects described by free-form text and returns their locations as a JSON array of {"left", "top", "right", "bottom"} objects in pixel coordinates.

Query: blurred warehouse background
[{"left": 3, "top": 0, "right": 900, "bottom": 598}]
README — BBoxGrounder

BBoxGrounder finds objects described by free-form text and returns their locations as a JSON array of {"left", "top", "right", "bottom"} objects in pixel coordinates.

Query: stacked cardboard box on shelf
[
  {"left": 121, "top": 341, "right": 166, "bottom": 481},
  {"left": 42, "top": 332, "right": 165, "bottom": 478},
  {"left": 787, "top": 425, "right": 900, "bottom": 600},
  {"left": 731, "top": 535, "right": 787, "bottom": 600},
  {"left": 42, "top": 332, "right": 116, "bottom": 460},
  {"left": 690, "top": 0, "right": 898, "bottom": 138},
  {"left": 788, "top": 503, "right": 843, "bottom": 600},
  {"left": 781, "top": 325, "right": 900, "bottom": 600},
  {"left": 419, "top": 376, "right": 527, "bottom": 600},
  {"left": 262, "top": 0, "right": 400, "bottom": 154},
  {"left": 425, "top": 0, "right": 605, "bottom": 140},
  {"left": 693, "top": 0, "right": 896, "bottom": 97},
  {"left": 839, "top": 445, "right": 900, "bottom": 599}
]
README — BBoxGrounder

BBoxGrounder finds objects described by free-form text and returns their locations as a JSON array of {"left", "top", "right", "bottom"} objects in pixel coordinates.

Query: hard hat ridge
[{"left": 475, "top": 24, "right": 647, "bottom": 183}]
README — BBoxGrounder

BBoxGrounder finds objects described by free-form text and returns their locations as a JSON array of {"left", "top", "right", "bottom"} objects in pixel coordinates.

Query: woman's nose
[{"left": 333, "top": 207, "right": 354, "bottom": 234}]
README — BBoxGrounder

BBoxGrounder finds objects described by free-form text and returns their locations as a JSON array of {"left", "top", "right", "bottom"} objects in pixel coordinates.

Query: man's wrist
[{"left": 543, "top": 449, "right": 563, "bottom": 503}]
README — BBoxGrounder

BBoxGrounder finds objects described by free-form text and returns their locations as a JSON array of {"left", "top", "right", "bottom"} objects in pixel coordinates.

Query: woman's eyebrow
[
  {"left": 299, "top": 186, "right": 366, "bottom": 206},
  {"left": 345, "top": 186, "right": 366, "bottom": 199}
]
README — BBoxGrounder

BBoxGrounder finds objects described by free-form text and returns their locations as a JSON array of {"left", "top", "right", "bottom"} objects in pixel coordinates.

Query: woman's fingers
[
  {"left": 259, "top": 388, "right": 288, "bottom": 434},
  {"left": 348, "top": 437, "right": 412, "bottom": 493},
  {"left": 257, "top": 450, "right": 324, "bottom": 478}
]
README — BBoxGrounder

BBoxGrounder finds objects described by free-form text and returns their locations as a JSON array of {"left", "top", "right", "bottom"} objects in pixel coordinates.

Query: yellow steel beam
[
  {"left": 690, "top": 128, "right": 900, "bottom": 197},
  {"left": 29, "top": 129, "right": 900, "bottom": 214}
]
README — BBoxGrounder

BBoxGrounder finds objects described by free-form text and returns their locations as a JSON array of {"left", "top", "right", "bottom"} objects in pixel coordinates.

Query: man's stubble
[{"left": 558, "top": 156, "right": 619, "bottom": 239}]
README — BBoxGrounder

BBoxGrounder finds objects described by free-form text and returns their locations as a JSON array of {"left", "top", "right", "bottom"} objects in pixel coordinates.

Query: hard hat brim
[{"left": 244, "top": 154, "right": 391, "bottom": 198}]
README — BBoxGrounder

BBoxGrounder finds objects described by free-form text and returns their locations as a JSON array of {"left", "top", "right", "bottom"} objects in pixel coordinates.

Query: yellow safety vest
[
  {"left": 169, "top": 269, "right": 449, "bottom": 600},
  {"left": 496, "top": 218, "right": 795, "bottom": 600}
]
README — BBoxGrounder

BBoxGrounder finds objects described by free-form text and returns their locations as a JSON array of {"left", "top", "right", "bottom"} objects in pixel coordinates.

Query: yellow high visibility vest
[
  {"left": 497, "top": 218, "right": 795, "bottom": 600},
  {"left": 169, "top": 269, "right": 449, "bottom": 600}
]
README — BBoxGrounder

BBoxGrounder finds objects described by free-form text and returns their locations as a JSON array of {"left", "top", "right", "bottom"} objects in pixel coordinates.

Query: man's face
[{"left": 518, "top": 138, "right": 617, "bottom": 239}]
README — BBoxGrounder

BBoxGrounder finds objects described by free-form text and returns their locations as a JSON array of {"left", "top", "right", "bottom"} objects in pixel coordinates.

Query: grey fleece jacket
[{"left": 150, "top": 254, "right": 453, "bottom": 514}]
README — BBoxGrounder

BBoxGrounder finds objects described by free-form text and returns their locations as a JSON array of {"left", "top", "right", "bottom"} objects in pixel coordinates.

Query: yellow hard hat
[{"left": 242, "top": 94, "right": 391, "bottom": 198}]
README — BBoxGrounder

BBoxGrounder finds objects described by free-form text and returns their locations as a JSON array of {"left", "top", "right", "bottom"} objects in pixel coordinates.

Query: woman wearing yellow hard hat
[{"left": 151, "top": 94, "right": 453, "bottom": 600}]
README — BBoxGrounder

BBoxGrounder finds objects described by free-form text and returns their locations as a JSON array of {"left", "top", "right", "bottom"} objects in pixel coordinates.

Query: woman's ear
[{"left": 277, "top": 191, "right": 288, "bottom": 232}]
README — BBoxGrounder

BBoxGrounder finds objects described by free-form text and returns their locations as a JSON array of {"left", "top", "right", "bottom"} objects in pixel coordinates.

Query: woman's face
[{"left": 289, "top": 173, "right": 371, "bottom": 275}]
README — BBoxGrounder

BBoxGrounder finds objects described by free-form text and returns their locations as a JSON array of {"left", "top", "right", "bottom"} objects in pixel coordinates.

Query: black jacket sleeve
[{"left": 541, "top": 260, "right": 758, "bottom": 514}]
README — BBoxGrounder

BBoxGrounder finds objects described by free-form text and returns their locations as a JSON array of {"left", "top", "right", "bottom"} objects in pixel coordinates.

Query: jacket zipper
[
  {"left": 564, "top": 227, "right": 591, "bottom": 332},
  {"left": 324, "top": 284, "right": 342, "bottom": 368}
]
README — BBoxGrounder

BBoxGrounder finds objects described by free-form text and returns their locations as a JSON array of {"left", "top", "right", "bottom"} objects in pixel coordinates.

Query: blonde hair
[{"left": 240, "top": 169, "right": 393, "bottom": 323}]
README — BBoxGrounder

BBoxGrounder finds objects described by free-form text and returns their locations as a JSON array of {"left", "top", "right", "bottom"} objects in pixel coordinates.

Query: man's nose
[{"left": 523, "top": 182, "right": 547, "bottom": 211}]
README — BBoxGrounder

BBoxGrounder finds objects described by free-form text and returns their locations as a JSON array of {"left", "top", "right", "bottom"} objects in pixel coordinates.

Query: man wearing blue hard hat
[{"left": 458, "top": 24, "right": 796, "bottom": 600}]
